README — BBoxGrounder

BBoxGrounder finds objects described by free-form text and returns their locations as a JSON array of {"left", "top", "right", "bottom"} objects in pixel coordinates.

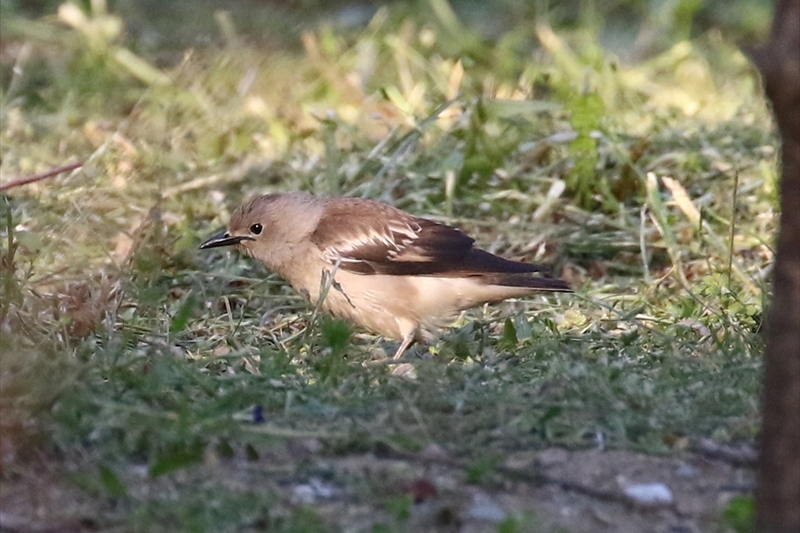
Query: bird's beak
[{"left": 199, "top": 231, "right": 254, "bottom": 250}]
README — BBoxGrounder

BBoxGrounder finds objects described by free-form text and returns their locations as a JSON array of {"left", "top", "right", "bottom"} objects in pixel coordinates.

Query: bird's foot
[{"left": 390, "top": 362, "right": 417, "bottom": 379}]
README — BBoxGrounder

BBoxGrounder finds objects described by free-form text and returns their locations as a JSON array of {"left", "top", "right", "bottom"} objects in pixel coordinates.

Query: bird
[{"left": 200, "top": 192, "right": 571, "bottom": 368}]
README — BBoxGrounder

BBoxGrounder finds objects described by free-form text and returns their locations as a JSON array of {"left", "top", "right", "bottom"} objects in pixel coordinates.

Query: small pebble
[
  {"left": 290, "top": 477, "right": 336, "bottom": 504},
  {"left": 623, "top": 482, "right": 674, "bottom": 505},
  {"left": 466, "top": 490, "right": 506, "bottom": 523},
  {"left": 676, "top": 462, "right": 700, "bottom": 478}
]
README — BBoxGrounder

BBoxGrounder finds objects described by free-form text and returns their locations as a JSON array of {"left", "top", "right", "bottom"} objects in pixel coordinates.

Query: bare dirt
[{"left": 0, "top": 445, "right": 753, "bottom": 532}]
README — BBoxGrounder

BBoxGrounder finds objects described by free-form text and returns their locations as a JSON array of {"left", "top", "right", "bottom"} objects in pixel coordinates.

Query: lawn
[{"left": 0, "top": 0, "right": 775, "bottom": 531}]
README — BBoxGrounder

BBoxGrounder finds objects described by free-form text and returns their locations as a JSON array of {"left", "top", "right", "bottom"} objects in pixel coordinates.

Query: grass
[{"left": 0, "top": 0, "right": 774, "bottom": 531}]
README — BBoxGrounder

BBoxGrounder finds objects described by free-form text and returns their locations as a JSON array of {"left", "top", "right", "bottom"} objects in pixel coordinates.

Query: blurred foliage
[{"left": 723, "top": 495, "right": 756, "bottom": 533}]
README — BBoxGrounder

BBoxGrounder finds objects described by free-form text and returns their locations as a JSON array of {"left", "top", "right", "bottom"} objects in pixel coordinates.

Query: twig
[
  {"left": 382, "top": 445, "right": 682, "bottom": 513},
  {"left": 308, "top": 256, "right": 343, "bottom": 327},
  {"left": 696, "top": 438, "right": 757, "bottom": 467},
  {"left": 727, "top": 164, "right": 739, "bottom": 291},
  {"left": 0, "top": 162, "right": 83, "bottom": 191},
  {"left": 639, "top": 203, "right": 651, "bottom": 284}
]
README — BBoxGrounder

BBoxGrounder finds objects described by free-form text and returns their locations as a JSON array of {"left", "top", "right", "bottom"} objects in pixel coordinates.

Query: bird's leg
[
  {"left": 393, "top": 331, "right": 416, "bottom": 360},
  {"left": 391, "top": 332, "right": 418, "bottom": 377}
]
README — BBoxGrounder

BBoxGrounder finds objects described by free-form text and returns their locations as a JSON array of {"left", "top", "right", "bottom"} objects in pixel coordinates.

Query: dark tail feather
[
  {"left": 466, "top": 249, "right": 552, "bottom": 275},
  {"left": 479, "top": 273, "right": 572, "bottom": 292}
]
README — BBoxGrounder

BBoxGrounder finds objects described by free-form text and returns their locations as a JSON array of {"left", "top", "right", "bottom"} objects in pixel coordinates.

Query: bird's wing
[
  {"left": 309, "top": 199, "right": 476, "bottom": 276},
  {"left": 308, "top": 198, "right": 556, "bottom": 280}
]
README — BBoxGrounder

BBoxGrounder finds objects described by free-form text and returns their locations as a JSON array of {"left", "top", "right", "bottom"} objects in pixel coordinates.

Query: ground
[
  {"left": 1, "top": 445, "right": 755, "bottom": 532},
  {"left": 0, "top": 0, "right": 774, "bottom": 531}
]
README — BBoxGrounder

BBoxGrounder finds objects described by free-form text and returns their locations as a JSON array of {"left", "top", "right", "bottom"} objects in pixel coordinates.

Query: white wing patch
[{"left": 321, "top": 220, "right": 421, "bottom": 264}]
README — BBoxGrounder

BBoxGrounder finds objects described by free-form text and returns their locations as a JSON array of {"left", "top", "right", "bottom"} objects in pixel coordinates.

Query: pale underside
[{"left": 294, "top": 261, "right": 537, "bottom": 342}]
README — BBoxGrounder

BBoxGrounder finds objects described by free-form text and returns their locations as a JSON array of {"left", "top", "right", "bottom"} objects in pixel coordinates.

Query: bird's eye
[{"left": 249, "top": 223, "right": 263, "bottom": 235}]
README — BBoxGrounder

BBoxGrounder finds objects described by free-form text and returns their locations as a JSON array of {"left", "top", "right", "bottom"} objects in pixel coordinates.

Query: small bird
[{"left": 200, "top": 192, "right": 571, "bottom": 365}]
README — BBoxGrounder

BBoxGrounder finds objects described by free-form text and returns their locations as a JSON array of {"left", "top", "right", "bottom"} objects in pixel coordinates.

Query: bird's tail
[{"left": 477, "top": 272, "right": 572, "bottom": 292}]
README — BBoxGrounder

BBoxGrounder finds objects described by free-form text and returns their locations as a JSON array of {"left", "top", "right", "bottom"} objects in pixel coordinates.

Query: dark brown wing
[{"left": 309, "top": 198, "right": 557, "bottom": 281}]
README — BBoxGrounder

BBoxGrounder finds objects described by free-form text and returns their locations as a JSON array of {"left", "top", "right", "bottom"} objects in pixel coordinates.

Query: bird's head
[{"left": 199, "top": 192, "right": 318, "bottom": 268}]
